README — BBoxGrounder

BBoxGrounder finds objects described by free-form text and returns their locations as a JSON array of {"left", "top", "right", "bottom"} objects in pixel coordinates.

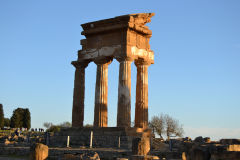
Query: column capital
[
  {"left": 72, "top": 60, "right": 90, "bottom": 69},
  {"left": 94, "top": 57, "right": 113, "bottom": 65},
  {"left": 134, "top": 59, "right": 151, "bottom": 66},
  {"left": 116, "top": 56, "right": 134, "bottom": 63}
]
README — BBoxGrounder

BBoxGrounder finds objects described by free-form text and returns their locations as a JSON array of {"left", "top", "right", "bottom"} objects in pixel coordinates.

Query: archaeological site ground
[{"left": 1, "top": 13, "right": 240, "bottom": 160}]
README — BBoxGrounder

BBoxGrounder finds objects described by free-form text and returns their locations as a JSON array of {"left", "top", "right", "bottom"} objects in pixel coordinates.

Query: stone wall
[{"left": 49, "top": 127, "right": 146, "bottom": 149}]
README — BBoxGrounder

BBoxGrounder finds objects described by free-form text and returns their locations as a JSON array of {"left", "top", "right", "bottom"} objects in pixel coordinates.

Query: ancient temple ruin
[
  {"left": 50, "top": 13, "right": 155, "bottom": 152},
  {"left": 72, "top": 13, "right": 154, "bottom": 129}
]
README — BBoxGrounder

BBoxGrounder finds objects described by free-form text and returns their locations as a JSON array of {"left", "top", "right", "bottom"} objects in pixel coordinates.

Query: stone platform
[{"left": 49, "top": 127, "right": 151, "bottom": 149}]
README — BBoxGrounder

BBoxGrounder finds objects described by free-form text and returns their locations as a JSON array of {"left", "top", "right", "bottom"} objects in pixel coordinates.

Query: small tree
[
  {"left": 43, "top": 122, "right": 53, "bottom": 129},
  {"left": 149, "top": 113, "right": 184, "bottom": 140},
  {"left": 84, "top": 124, "right": 93, "bottom": 127},
  {"left": 165, "top": 114, "right": 184, "bottom": 140},
  {"left": 0, "top": 104, "right": 4, "bottom": 128},
  {"left": 59, "top": 121, "right": 71, "bottom": 128},
  {"left": 149, "top": 114, "right": 165, "bottom": 139}
]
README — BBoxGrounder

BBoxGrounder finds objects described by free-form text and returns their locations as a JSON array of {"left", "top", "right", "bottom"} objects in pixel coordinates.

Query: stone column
[
  {"left": 134, "top": 60, "right": 150, "bottom": 128},
  {"left": 94, "top": 59, "right": 112, "bottom": 127},
  {"left": 72, "top": 61, "right": 89, "bottom": 127},
  {"left": 117, "top": 58, "right": 133, "bottom": 127}
]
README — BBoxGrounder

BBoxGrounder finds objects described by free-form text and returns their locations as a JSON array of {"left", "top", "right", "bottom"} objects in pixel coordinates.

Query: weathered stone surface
[
  {"left": 71, "top": 13, "right": 154, "bottom": 129},
  {"left": 4, "top": 139, "right": 10, "bottom": 145},
  {"left": 220, "top": 139, "right": 240, "bottom": 145},
  {"left": 132, "top": 136, "right": 150, "bottom": 155},
  {"left": 117, "top": 59, "right": 132, "bottom": 127},
  {"left": 134, "top": 60, "right": 150, "bottom": 128},
  {"left": 210, "top": 151, "right": 240, "bottom": 160},
  {"left": 30, "top": 143, "right": 48, "bottom": 160},
  {"left": 204, "top": 137, "right": 211, "bottom": 143},
  {"left": 79, "top": 13, "right": 155, "bottom": 64},
  {"left": 132, "top": 155, "right": 160, "bottom": 160},
  {"left": 63, "top": 152, "right": 100, "bottom": 160},
  {"left": 227, "top": 144, "right": 240, "bottom": 151},
  {"left": 94, "top": 59, "right": 112, "bottom": 127},
  {"left": 72, "top": 61, "right": 89, "bottom": 127}
]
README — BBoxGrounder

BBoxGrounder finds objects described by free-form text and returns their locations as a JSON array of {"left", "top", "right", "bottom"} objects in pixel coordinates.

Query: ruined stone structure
[
  {"left": 72, "top": 13, "right": 154, "bottom": 129},
  {"left": 50, "top": 14, "right": 155, "bottom": 156}
]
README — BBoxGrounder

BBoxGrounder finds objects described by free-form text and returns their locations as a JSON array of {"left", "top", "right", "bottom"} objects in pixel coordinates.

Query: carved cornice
[{"left": 81, "top": 13, "right": 154, "bottom": 36}]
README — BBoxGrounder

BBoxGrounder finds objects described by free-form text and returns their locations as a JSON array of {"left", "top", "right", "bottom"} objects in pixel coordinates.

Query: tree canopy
[
  {"left": 149, "top": 113, "right": 184, "bottom": 140},
  {"left": 10, "top": 108, "right": 31, "bottom": 129},
  {"left": 4, "top": 118, "right": 10, "bottom": 127}
]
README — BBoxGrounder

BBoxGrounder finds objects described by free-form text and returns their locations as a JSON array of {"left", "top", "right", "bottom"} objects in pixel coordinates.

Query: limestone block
[
  {"left": 4, "top": 139, "right": 10, "bottom": 145},
  {"left": 63, "top": 152, "right": 100, "bottom": 160},
  {"left": 131, "top": 155, "right": 160, "bottom": 160},
  {"left": 82, "top": 152, "right": 100, "bottom": 160},
  {"left": 132, "top": 137, "right": 150, "bottom": 155},
  {"left": 210, "top": 151, "right": 240, "bottom": 160},
  {"left": 227, "top": 144, "right": 240, "bottom": 151},
  {"left": 204, "top": 137, "right": 211, "bottom": 143},
  {"left": 30, "top": 143, "right": 48, "bottom": 160},
  {"left": 182, "top": 152, "right": 187, "bottom": 160},
  {"left": 220, "top": 139, "right": 240, "bottom": 144}
]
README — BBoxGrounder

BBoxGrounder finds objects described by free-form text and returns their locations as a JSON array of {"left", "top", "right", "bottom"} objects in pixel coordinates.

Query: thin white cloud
[{"left": 184, "top": 127, "right": 240, "bottom": 141}]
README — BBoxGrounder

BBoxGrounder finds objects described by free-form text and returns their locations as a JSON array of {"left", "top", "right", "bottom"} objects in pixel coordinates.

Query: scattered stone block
[
  {"left": 220, "top": 139, "right": 240, "bottom": 145},
  {"left": 4, "top": 139, "right": 10, "bottom": 145},
  {"left": 204, "top": 137, "right": 211, "bottom": 143},
  {"left": 132, "top": 136, "right": 150, "bottom": 155},
  {"left": 132, "top": 155, "right": 160, "bottom": 160},
  {"left": 30, "top": 143, "right": 48, "bottom": 160},
  {"left": 227, "top": 144, "right": 240, "bottom": 151}
]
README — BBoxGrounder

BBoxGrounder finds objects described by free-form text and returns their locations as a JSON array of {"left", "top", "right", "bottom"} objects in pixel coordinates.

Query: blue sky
[{"left": 0, "top": 0, "right": 239, "bottom": 140}]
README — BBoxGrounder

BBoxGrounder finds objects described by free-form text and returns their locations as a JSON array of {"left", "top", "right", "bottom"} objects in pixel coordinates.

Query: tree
[
  {"left": 165, "top": 114, "right": 184, "bottom": 140},
  {"left": 4, "top": 118, "right": 10, "bottom": 127},
  {"left": 0, "top": 104, "right": 4, "bottom": 128},
  {"left": 149, "top": 114, "right": 165, "bottom": 139},
  {"left": 47, "top": 125, "right": 61, "bottom": 132},
  {"left": 149, "top": 113, "right": 184, "bottom": 140},
  {"left": 10, "top": 108, "right": 31, "bottom": 129},
  {"left": 43, "top": 122, "right": 53, "bottom": 129},
  {"left": 10, "top": 108, "right": 21, "bottom": 128},
  {"left": 84, "top": 124, "right": 93, "bottom": 127},
  {"left": 23, "top": 108, "right": 31, "bottom": 129},
  {"left": 59, "top": 121, "right": 71, "bottom": 128}
]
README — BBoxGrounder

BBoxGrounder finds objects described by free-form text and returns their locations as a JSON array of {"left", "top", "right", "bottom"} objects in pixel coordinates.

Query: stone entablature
[
  {"left": 77, "top": 13, "right": 154, "bottom": 64},
  {"left": 72, "top": 13, "right": 154, "bottom": 128}
]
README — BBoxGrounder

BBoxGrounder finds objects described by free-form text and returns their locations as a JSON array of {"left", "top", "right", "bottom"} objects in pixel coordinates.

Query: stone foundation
[{"left": 49, "top": 127, "right": 151, "bottom": 150}]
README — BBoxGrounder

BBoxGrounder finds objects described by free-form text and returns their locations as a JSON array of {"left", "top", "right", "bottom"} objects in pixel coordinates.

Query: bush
[{"left": 47, "top": 125, "right": 61, "bottom": 132}]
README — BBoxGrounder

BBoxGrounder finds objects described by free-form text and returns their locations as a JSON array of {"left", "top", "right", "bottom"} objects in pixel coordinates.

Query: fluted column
[
  {"left": 94, "top": 59, "right": 112, "bottom": 127},
  {"left": 134, "top": 60, "right": 150, "bottom": 128},
  {"left": 117, "top": 58, "right": 133, "bottom": 127},
  {"left": 72, "top": 61, "right": 89, "bottom": 127}
]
